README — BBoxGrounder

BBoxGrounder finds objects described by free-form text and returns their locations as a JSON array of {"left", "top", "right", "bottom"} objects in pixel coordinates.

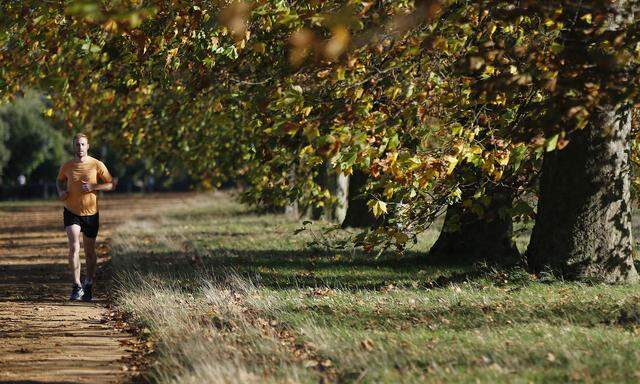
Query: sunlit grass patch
[
  {"left": 111, "top": 192, "right": 640, "bottom": 383},
  {"left": 115, "top": 272, "right": 320, "bottom": 384}
]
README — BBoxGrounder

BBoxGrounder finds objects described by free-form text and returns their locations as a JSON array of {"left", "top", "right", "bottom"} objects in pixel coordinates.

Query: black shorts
[{"left": 63, "top": 207, "right": 100, "bottom": 238}]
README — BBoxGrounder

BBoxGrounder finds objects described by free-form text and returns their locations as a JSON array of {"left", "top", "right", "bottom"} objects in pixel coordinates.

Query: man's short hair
[{"left": 73, "top": 132, "right": 89, "bottom": 144}]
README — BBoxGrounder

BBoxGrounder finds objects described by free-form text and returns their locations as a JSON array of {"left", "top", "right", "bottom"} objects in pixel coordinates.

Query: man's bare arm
[
  {"left": 92, "top": 182, "right": 114, "bottom": 191},
  {"left": 56, "top": 178, "right": 66, "bottom": 193},
  {"left": 56, "top": 179, "right": 68, "bottom": 200},
  {"left": 82, "top": 178, "right": 118, "bottom": 192}
]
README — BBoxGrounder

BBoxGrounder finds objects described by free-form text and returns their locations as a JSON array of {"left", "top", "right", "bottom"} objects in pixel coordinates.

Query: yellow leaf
[
  {"left": 494, "top": 152, "right": 510, "bottom": 166},
  {"left": 384, "top": 185, "right": 395, "bottom": 199},
  {"left": 407, "top": 156, "right": 422, "bottom": 170},
  {"left": 488, "top": 23, "right": 497, "bottom": 39},
  {"left": 368, "top": 200, "right": 387, "bottom": 217},
  {"left": 387, "top": 151, "right": 398, "bottom": 165},
  {"left": 493, "top": 93, "right": 506, "bottom": 105},
  {"left": 483, "top": 65, "right": 495, "bottom": 76},
  {"left": 470, "top": 145, "right": 483, "bottom": 154},
  {"left": 391, "top": 87, "right": 401, "bottom": 100},
  {"left": 444, "top": 155, "right": 458, "bottom": 175}
]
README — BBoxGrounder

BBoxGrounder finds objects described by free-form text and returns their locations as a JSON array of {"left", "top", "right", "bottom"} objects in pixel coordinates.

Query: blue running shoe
[
  {"left": 82, "top": 282, "right": 93, "bottom": 302},
  {"left": 70, "top": 283, "right": 84, "bottom": 301}
]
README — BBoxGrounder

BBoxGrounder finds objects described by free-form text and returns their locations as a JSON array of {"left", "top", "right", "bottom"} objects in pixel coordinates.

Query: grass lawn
[
  {"left": 111, "top": 192, "right": 640, "bottom": 383},
  {"left": 0, "top": 197, "right": 58, "bottom": 208}
]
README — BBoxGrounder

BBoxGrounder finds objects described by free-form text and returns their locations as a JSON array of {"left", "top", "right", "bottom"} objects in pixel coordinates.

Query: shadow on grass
[{"left": 112, "top": 247, "right": 513, "bottom": 291}]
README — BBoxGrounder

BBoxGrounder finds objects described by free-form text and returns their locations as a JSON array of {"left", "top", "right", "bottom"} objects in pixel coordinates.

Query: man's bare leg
[
  {"left": 66, "top": 225, "right": 82, "bottom": 286},
  {"left": 83, "top": 234, "right": 97, "bottom": 284}
]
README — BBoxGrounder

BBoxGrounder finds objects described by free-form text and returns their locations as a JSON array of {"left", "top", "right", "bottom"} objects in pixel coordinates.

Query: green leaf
[{"left": 545, "top": 134, "right": 559, "bottom": 152}]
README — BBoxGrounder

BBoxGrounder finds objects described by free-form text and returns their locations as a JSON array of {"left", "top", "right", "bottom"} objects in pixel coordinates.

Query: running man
[{"left": 56, "top": 133, "right": 117, "bottom": 301}]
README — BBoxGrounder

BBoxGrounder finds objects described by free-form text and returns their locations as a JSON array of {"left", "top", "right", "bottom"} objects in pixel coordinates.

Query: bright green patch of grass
[{"left": 112, "top": 192, "right": 640, "bottom": 383}]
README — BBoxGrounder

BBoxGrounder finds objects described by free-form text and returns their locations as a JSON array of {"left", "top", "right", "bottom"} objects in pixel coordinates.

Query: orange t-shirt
[{"left": 57, "top": 156, "right": 113, "bottom": 216}]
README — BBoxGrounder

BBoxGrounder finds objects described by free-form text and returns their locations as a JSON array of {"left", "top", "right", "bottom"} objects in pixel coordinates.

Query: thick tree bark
[
  {"left": 526, "top": 107, "right": 638, "bottom": 282},
  {"left": 429, "top": 185, "right": 519, "bottom": 264},
  {"left": 341, "top": 169, "right": 376, "bottom": 228}
]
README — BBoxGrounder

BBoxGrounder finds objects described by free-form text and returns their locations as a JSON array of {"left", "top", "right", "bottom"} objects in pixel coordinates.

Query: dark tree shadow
[{"left": 112, "top": 246, "right": 501, "bottom": 291}]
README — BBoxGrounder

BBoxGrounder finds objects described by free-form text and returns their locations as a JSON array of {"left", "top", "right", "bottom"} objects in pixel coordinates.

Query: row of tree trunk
[
  {"left": 293, "top": 102, "right": 637, "bottom": 283},
  {"left": 431, "top": 105, "right": 638, "bottom": 282}
]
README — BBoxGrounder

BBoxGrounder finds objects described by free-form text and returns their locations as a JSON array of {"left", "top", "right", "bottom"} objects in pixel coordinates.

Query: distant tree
[{"left": 0, "top": 92, "right": 69, "bottom": 184}]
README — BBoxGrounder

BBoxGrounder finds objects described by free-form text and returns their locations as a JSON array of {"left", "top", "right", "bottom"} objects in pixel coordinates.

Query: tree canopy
[{"left": 2, "top": 0, "right": 640, "bottom": 280}]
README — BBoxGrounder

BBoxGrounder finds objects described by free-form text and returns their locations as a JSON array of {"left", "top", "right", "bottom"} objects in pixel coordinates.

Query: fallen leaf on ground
[{"left": 361, "top": 338, "right": 375, "bottom": 351}]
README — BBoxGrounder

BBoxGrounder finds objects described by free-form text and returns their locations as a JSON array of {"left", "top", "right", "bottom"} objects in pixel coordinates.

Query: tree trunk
[
  {"left": 429, "top": 185, "right": 519, "bottom": 264},
  {"left": 293, "top": 162, "right": 350, "bottom": 222},
  {"left": 341, "top": 169, "right": 375, "bottom": 228},
  {"left": 299, "top": 166, "right": 325, "bottom": 220},
  {"left": 526, "top": 107, "right": 638, "bottom": 282},
  {"left": 284, "top": 165, "right": 299, "bottom": 217},
  {"left": 298, "top": 162, "right": 349, "bottom": 221},
  {"left": 284, "top": 200, "right": 299, "bottom": 217},
  {"left": 324, "top": 163, "right": 349, "bottom": 223}
]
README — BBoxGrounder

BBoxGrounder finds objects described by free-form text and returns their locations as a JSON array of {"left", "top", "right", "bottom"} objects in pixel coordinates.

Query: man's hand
[
  {"left": 84, "top": 180, "right": 117, "bottom": 192},
  {"left": 81, "top": 181, "right": 94, "bottom": 193},
  {"left": 58, "top": 191, "right": 69, "bottom": 201}
]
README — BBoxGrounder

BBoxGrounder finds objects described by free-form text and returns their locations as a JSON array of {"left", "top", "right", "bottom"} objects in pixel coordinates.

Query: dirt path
[{"left": 0, "top": 193, "right": 195, "bottom": 384}]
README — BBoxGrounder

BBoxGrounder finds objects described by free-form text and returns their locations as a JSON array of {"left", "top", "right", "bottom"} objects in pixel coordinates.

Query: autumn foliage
[{"left": 2, "top": 1, "right": 640, "bottom": 279}]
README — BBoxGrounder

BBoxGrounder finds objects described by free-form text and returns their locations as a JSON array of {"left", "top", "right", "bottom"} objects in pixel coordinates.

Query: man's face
[{"left": 74, "top": 137, "right": 89, "bottom": 157}]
